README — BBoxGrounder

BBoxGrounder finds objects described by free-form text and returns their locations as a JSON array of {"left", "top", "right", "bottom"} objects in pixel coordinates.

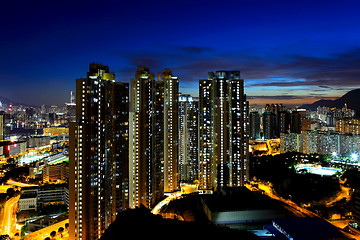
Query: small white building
[{"left": 18, "top": 191, "right": 38, "bottom": 211}]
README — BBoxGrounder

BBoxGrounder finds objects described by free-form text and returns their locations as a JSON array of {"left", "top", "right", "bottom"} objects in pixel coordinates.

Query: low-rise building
[
  {"left": 28, "top": 213, "right": 68, "bottom": 232},
  {"left": 37, "top": 184, "right": 69, "bottom": 207},
  {"left": 265, "top": 217, "right": 351, "bottom": 240},
  {"left": 26, "top": 135, "right": 50, "bottom": 148},
  {"left": 19, "top": 184, "right": 69, "bottom": 212},
  {"left": 201, "top": 187, "right": 289, "bottom": 225},
  {"left": 19, "top": 190, "right": 38, "bottom": 211},
  {"left": 0, "top": 140, "right": 26, "bottom": 158},
  {"left": 336, "top": 119, "right": 360, "bottom": 135},
  {"left": 42, "top": 162, "right": 69, "bottom": 182}
]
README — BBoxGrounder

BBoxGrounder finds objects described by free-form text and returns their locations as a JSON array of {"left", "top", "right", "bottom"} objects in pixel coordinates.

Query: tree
[
  {"left": 50, "top": 231, "right": 56, "bottom": 239},
  {"left": 6, "top": 188, "right": 15, "bottom": 198},
  {"left": 65, "top": 223, "right": 69, "bottom": 231},
  {"left": 7, "top": 158, "right": 14, "bottom": 164},
  {"left": 21, "top": 221, "right": 28, "bottom": 239},
  {"left": 58, "top": 227, "right": 64, "bottom": 238}
]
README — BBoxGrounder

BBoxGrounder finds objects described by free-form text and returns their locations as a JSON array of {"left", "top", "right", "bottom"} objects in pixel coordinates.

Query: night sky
[{"left": 1, "top": 0, "right": 360, "bottom": 107}]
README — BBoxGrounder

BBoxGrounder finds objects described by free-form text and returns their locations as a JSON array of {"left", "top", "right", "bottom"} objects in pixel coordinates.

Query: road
[
  {"left": 247, "top": 182, "right": 318, "bottom": 217},
  {"left": 24, "top": 219, "right": 69, "bottom": 240},
  {"left": 0, "top": 184, "right": 14, "bottom": 194},
  {"left": 0, "top": 181, "right": 37, "bottom": 237},
  {"left": 326, "top": 180, "right": 351, "bottom": 206},
  {"left": 152, "top": 191, "right": 182, "bottom": 215},
  {"left": 247, "top": 181, "right": 360, "bottom": 239},
  {"left": 0, "top": 195, "right": 20, "bottom": 237},
  {"left": 7, "top": 180, "right": 38, "bottom": 187}
]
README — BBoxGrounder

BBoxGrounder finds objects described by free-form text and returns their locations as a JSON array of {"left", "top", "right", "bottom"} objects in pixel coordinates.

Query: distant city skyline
[{"left": 2, "top": 0, "right": 360, "bottom": 106}]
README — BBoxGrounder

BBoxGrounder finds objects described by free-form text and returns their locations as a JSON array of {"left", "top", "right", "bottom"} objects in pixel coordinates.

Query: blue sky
[{"left": 1, "top": 0, "right": 360, "bottom": 106}]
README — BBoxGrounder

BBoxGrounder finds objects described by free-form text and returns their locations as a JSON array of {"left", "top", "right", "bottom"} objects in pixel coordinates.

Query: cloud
[
  {"left": 172, "top": 46, "right": 214, "bottom": 54},
  {"left": 126, "top": 55, "right": 164, "bottom": 69},
  {"left": 247, "top": 95, "right": 306, "bottom": 100},
  {"left": 115, "top": 45, "right": 360, "bottom": 104}
]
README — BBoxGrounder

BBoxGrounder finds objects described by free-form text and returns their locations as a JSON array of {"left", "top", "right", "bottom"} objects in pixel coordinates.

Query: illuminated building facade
[
  {"left": 198, "top": 71, "right": 249, "bottom": 191},
  {"left": 0, "top": 112, "right": 10, "bottom": 140},
  {"left": 42, "top": 162, "right": 69, "bottom": 183},
  {"left": 280, "top": 132, "right": 303, "bottom": 153},
  {"left": 129, "top": 67, "right": 179, "bottom": 208},
  {"left": 65, "top": 91, "right": 76, "bottom": 123},
  {"left": 179, "top": 94, "right": 198, "bottom": 183},
  {"left": 0, "top": 113, "right": 4, "bottom": 140},
  {"left": 336, "top": 118, "right": 360, "bottom": 135},
  {"left": 69, "top": 64, "right": 129, "bottom": 240},
  {"left": 129, "top": 67, "right": 156, "bottom": 209},
  {"left": 160, "top": 69, "right": 179, "bottom": 193},
  {"left": 303, "top": 130, "right": 339, "bottom": 155},
  {"left": 0, "top": 140, "right": 27, "bottom": 157},
  {"left": 280, "top": 130, "right": 360, "bottom": 155},
  {"left": 199, "top": 79, "right": 213, "bottom": 190},
  {"left": 153, "top": 79, "right": 165, "bottom": 205}
]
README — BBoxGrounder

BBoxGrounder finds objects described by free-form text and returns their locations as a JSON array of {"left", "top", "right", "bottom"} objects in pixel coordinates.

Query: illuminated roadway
[
  {"left": 152, "top": 183, "right": 318, "bottom": 219},
  {"left": 0, "top": 180, "right": 67, "bottom": 240},
  {"left": 0, "top": 181, "right": 37, "bottom": 238},
  {"left": 326, "top": 180, "right": 351, "bottom": 206},
  {"left": 152, "top": 183, "right": 200, "bottom": 218},
  {"left": 6, "top": 180, "right": 38, "bottom": 187},
  {"left": 0, "top": 195, "right": 20, "bottom": 237},
  {"left": 247, "top": 181, "right": 360, "bottom": 239},
  {"left": 152, "top": 191, "right": 182, "bottom": 215}
]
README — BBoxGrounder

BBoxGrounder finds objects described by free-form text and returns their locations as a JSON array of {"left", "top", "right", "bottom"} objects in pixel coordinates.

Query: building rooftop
[
  {"left": 0, "top": 140, "right": 26, "bottom": 147},
  {"left": 20, "top": 191, "right": 37, "bottom": 199},
  {"left": 21, "top": 184, "right": 68, "bottom": 192},
  {"left": 38, "top": 183, "right": 68, "bottom": 191},
  {"left": 203, "top": 187, "right": 286, "bottom": 212},
  {"left": 269, "top": 217, "right": 350, "bottom": 240}
]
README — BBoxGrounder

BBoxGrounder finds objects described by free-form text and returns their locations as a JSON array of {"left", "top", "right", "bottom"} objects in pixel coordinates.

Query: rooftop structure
[
  {"left": 266, "top": 217, "right": 350, "bottom": 240},
  {"left": 201, "top": 187, "right": 290, "bottom": 225}
]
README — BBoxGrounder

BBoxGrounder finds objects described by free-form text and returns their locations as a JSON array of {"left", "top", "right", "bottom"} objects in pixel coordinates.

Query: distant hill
[
  {"left": 301, "top": 89, "right": 360, "bottom": 111},
  {"left": 0, "top": 96, "right": 35, "bottom": 107},
  {"left": 0, "top": 96, "right": 17, "bottom": 106}
]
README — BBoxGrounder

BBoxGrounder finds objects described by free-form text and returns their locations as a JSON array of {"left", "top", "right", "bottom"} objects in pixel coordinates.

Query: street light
[{"left": 332, "top": 152, "right": 338, "bottom": 163}]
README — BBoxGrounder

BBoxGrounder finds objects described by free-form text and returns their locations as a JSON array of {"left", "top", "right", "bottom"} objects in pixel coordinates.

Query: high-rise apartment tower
[
  {"left": 178, "top": 94, "right": 199, "bottom": 183},
  {"left": 198, "top": 71, "right": 249, "bottom": 191},
  {"left": 129, "top": 67, "right": 156, "bottom": 209},
  {"left": 160, "top": 69, "right": 179, "bottom": 193},
  {"left": 69, "top": 64, "right": 129, "bottom": 240},
  {"left": 129, "top": 67, "right": 179, "bottom": 209}
]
